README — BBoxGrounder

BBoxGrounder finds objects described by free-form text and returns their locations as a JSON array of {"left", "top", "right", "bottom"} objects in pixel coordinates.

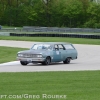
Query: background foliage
[{"left": 0, "top": 0, "right": 100, "bottom": 28}]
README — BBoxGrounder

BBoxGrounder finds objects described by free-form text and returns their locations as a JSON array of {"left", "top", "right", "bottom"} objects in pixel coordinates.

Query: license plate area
[{"left": 27, "top": 58, "right": 32, "bottom": 62}]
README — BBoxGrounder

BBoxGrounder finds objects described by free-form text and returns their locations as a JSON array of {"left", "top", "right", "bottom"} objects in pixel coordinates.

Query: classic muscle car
[{"left": 17, "top": 42, "right": 78, "bottom": 65}]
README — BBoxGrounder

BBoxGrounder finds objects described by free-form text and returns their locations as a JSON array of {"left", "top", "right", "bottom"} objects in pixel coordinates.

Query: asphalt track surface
[{"left": 0, "top": 40, "right": 100, "bottom": 72}]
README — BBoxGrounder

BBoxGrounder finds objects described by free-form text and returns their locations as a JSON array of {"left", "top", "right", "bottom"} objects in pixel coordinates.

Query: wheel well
[
  {"left": 68, "top": 57, "right": 72, "bottom": 59},
  {"left": 47, "top": 56, "right": 51, "bottom": 61}
]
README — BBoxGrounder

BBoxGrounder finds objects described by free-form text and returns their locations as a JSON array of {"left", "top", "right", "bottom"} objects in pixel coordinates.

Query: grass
[
  {"left": 0, "top": 71, "right": 100, "bottom": 100},
  {"left": 0, "top": 46, "right": 28, "bottom": 63},
  {"left": 1, "top": 26, "right": 22, "bottom": 29},
  {"left": 0, "top": 36, "right": 100, "bottom": 45}
]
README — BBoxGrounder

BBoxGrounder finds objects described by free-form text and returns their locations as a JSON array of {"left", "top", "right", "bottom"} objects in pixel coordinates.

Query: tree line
[{"left": 0, "top": 0, "right": 100, "bottom": 28}]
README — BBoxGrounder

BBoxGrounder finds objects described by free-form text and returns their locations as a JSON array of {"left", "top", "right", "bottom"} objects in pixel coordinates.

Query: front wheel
[
  {"left": 42, "top": 57, "right": 51, "bottom": 65},
  {"left": 63, "top": 57, "right": 71, "bottom": 64},
  {"left": 20, "top": 61, "right": 28, "bottom": 66}
]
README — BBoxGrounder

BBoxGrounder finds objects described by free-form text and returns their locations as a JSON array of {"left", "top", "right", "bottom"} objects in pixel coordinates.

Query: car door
[
  {"left": 53, "top": 44, "right": 61, "bottom": 62},
  {"left": 63, "top": 44, "right": 77, "bottom": 59},
  {"left": 58, "top": 44, "right": 66, "bottom": 61}
]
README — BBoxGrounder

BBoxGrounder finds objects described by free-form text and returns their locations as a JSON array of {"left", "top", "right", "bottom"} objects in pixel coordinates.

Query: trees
[
  {"left": 62, "top": 0, "right": 83, "bottom": 27},
  {"left": 0, "top": 0, "right": 100, "bottom": 28},
  {"left": 84, "top": 2, "right": 100, "bottom": 28}
]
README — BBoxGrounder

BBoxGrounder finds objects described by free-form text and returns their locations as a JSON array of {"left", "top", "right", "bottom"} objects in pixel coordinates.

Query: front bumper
[{"left": 17, "top": 57, "right": 45, "bottom": 62}]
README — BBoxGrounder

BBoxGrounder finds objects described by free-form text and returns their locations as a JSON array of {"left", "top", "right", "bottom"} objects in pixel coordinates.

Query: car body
[{"left": 17, "top": 42, "right": 78, "bottom": 65}]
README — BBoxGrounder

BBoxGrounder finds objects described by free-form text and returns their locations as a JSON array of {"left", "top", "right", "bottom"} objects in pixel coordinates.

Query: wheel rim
[
  {"left": 67, "top": 58, "right": 70, "bottom": 63},
  {"left": 46, "top": 57, "right": 50, "bottom": 65},
  {"left": 24, "top": 62, "right": 28, "bottom": 65}
]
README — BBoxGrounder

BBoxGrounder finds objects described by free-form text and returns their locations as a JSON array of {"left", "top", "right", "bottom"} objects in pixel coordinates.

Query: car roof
[{"left": 33, "top": 42, "right": 72, "bottom": 45}]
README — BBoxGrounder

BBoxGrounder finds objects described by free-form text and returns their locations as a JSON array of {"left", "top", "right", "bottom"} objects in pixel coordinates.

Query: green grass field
[
  {"left": 0, "top": 36, "right": 100, "bottom": 45},
  {"left": 1, "top": 26, "right": 22, "bottom": 29},
  {"left": 0, "top": 71, "right": 100, "bottom": 100},
  {"left": 0, "top": 46, "right": 28, "bottom": 63}
]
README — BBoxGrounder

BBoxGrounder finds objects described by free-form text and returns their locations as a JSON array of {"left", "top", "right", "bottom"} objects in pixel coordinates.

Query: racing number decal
[{"left": 56, "top": 51, "right": 59, "bottom": 55}]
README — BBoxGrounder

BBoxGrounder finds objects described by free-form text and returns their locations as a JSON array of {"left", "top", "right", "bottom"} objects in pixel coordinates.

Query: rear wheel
[
  {"left": 20, "top": 61, "right": 28, "bottom": 65},
  {"left": 63, "top": 57, "right": 71, "bottom": 64},
  {"left": 42, "top": 57, "right": 51, "bottom": 65}
]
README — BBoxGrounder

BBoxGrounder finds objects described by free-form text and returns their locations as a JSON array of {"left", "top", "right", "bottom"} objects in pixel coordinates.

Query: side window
[
  {"left": 58, "top": 44, "right": 65, "bottom": 50},
  {"left": 54, "top": 45, "right": 59, "bottom": 50},
  {"left": 64, "top": 44, "right": 74, "bottom": 50},
  {"left": 48, "top": 46, "right": 52, "bottom": 50}
]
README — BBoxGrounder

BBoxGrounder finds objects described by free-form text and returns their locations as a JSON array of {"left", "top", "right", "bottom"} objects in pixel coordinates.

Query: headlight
[
  {"left": 17, "top": 53, "right": 23, "bottom": 57},
  {"left": 37, "top": 54, "right": 42, "bottom": 58}
]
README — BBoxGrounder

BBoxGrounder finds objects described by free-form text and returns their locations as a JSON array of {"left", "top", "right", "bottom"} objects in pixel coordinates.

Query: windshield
[{"left": 31, "top": 44, "right": 52, "bottom": 50}]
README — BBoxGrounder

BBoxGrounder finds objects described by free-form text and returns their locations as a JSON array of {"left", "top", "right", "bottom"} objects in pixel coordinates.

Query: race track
[{"left": 0, "top": 40, "right": 100, "bottom": 72}]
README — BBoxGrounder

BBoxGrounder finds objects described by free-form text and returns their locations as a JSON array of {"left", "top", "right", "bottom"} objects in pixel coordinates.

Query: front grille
[{"left": 23, "top": 54, "right": 37, "bottom": 58}]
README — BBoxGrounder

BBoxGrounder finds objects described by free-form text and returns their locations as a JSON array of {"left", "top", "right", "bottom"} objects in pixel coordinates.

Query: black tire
[
  {"left": 20, "top": 61, "right": 28, "bottom": 65},
  {"left": 63, "top": 57, "right": 71, "bottom": 64},
  {"left": 42, "top": 57, "right": 51, "bottom": 65}
]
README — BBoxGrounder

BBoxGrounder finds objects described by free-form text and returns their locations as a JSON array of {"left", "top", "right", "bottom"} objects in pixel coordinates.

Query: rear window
[{"left": 64, "top": 44, "right": 75, "bottom": 50}]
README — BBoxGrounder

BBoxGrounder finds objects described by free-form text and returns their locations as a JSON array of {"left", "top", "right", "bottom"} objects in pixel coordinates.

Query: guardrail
[
  {"left": 10, "top": 33, "right": 100, "bottom": 39},
  {"left": 0, "top": 27, "right": 100, "bottom": 33},
  {"left": 22, "top": 26, "right": 100, "bottom": 33}
]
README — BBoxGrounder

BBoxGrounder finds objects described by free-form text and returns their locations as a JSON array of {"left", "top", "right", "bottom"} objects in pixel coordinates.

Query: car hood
[{"left": 18, "top": 49, "right": 47, "bottom": 54}]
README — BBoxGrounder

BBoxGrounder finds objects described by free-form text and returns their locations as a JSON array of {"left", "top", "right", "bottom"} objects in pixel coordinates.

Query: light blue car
[{"left": 17, "top": 42, "right": 78, "bottom": 65}]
